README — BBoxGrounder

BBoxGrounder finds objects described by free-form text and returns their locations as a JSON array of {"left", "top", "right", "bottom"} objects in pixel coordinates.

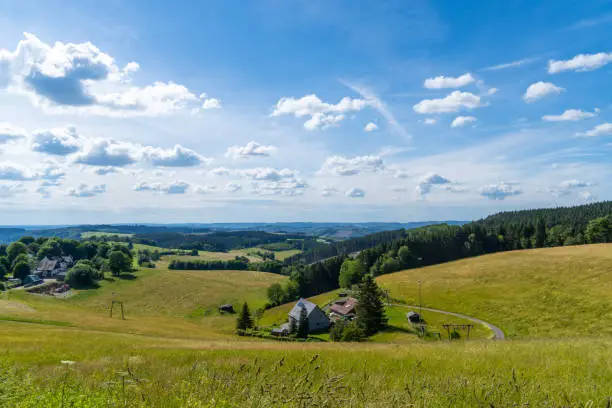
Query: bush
[
  {"left": 65, "top": 263, "right": 96, "bottom": 288},
  {"left": 330, "top": 320, "right": 365, "bottom": 342}
]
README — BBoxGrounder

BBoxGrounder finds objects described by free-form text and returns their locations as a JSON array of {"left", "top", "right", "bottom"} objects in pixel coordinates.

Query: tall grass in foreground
[{"left": 2, "top": 335, "right": 612, "bottom": 407}]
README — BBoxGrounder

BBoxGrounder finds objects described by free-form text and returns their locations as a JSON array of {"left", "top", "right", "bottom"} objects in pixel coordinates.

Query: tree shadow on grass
[{"left": 117, "top": 273, "right": 137, "bottom": 280}]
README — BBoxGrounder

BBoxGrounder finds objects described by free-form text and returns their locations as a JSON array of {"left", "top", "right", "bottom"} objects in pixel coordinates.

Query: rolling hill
[{"left": 377, "top": 244, "right": 612, "bottom": 339}]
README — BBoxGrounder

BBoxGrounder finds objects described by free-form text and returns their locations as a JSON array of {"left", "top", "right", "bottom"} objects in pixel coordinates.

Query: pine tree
[
  {"left": 356, "top": 274, "right": 388, "bottom": 336},
  {"left": 535, "top": 218, "right": 546, "bottom": 248},
  {"left": 296, "top": 306, "right": 309, "bottom": 339},
  {"left": 236, "top": 302, "right": 253, "bottom": 332}
]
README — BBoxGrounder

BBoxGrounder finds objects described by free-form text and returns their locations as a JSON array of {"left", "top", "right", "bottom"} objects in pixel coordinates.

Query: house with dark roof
[
  {"left": 288, "top": 298, "right": 330, "bottom": 332},
  {"left": 330, "top": 297, "right": 358, "bottom": 320}
]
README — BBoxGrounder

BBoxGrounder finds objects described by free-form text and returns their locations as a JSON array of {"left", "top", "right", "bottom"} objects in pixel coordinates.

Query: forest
[{"left": 267, "top": 201, "right": 612, "bottom": 306}]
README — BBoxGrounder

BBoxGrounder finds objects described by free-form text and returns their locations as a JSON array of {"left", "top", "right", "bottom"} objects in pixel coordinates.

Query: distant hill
[{"left": 0, "top": 221, "right": 467, "bottom": 244}]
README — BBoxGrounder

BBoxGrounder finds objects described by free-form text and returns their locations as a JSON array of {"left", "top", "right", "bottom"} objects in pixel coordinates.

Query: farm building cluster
[
  {"left": 271, "top": 295, "right": 360, "bottom": 336},
  {"left": 34, "top": 255, "right": 75, "bottom": 280}
]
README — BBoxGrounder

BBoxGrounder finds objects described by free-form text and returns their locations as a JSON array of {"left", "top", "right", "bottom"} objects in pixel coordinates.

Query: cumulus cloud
[
  {"left": 0, "top": 33, "right": 214, "bottom": 116},
  {"left": 320, "top": 155, "right": 385, "bottom": 176},
  {"left": 73, "top": 139, "right": 137, "bottom": 167},
  {"left": 0, "top": 162, "right": 65, "bottom": 182},
  {"left": 30, "top": 126, "right": 81, "bottom": 155},
  {"left": 542, "top": 109, "right": 598, "bottom": 122},
  {"left": 424, "top": 73, "right": 475, "bottom": 89},
  {"left": 142, "top": 144, "right": 209, "bottom": 167},
  {"left": 0, "top": 122, "right": 27, "bottom": 143},
  {"left": 133, "top": 180, "right": 190, "bottom": 194},
  {"left": 240, "top": 167, "right": 298, "bottom": 181},
  {"left": 252, "top": 179, "right": 308, "bottom": 197},
  {"left": 422, "top": 118, "right": 437, "bottom": 125},
  {"left": 579, "top": 191, "right": 596, "bottom": 201},
  {"left": 321, "top": 186, "right": 340, "bottom": 197},
  {"left": 523, "top": 81, "right": 564, "bottom": 103},
  {"left": 479, "top": 183, "right": 522, "bottom": 200},
  {"left": 548, "top": 52, "right": 612, "bottom": 74},
  {"left": 364, "top": 122, "right": 378, "bottom": 132},
  {"left": 226, "top": 182, "right": 242, "bottom": 193},
  {"left": 0, "top": 183, "right": 26, "bottom": 198},
  {"left": 413, "top": 91, "right": 484, "bottom": 114},
  {"left": 67, "top": 183, "right": 106, "bottom": 197},
  {"left": 194, "top": 184, "right": 217, "bottom": 194},
  {"left": 93, "top": 166, "right": 120, "bottom": 175},
  {"left": 199, "top": 94, "right": 222, "bottom": 110},
  {"left": 225, "top": 141, "right": 276, "bottom": 159},
  {"left": 416, "top": 174, "right": 451, "bottom": 197},
  {"left": 451, "top": 116, "right": 477, "bottom": 128},
  {"left": 271, "top": 94, "right": 368, "bottom": 130},
  {"left": 576, "top": 123, "right": 612, "bottom": 137},
  {"left": 208, "top": 167, "right": 232, "bottom": 176},
  {"left": 345, "top": 187, "right": 365, "bottom": 198}
]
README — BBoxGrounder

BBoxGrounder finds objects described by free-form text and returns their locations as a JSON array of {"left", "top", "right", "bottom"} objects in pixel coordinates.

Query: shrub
[{"left": 65, "top": 263, "right": 96, "bottom": 288}]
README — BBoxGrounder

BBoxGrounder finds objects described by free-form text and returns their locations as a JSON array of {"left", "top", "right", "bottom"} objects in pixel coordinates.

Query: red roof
[{"left": 330, "top": 297, "right": 358, "bottom": 316}]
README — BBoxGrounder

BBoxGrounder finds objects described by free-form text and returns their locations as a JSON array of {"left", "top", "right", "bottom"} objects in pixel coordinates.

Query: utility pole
[{"left": 418, "top": 280, "right": 422, "bottom": 317}]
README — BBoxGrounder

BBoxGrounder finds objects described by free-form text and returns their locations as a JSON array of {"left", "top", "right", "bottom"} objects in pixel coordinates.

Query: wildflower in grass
[{"left": 60, "top": 360, "right": 76, "bottom": 365}]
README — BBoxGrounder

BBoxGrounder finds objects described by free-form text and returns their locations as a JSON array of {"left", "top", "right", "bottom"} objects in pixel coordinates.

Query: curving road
[{"left": 392, "top": 304, "right": 505, "bottom": 340}]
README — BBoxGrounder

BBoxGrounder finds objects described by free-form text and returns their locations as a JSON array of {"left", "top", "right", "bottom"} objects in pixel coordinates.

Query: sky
[{"left": 0, "top": 0, "right": 611, "bottom": 224}]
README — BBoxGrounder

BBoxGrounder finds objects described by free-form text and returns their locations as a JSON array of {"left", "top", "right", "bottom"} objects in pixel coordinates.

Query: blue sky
[{"left": 0, "top": 0, "right": 610, "bottom": 224}]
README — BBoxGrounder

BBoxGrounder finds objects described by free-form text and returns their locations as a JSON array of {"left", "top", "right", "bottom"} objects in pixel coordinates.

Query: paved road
[{"left": 392, "top": 303, "right": 505, "bottom": 340}]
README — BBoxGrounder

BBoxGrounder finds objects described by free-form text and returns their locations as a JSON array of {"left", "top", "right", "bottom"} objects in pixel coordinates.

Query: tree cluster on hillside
[
  {"left": 0, "top": 237, "right": 133, "bottom": 285},
  {"left": 168, "top": 258, "right": 250, "bottom": 271},
  {"left": 283, "top": 229, "right": 406, "bottom": 265},
  {"left": 267, "top": 201, "right": 612, "bottom": 305}
]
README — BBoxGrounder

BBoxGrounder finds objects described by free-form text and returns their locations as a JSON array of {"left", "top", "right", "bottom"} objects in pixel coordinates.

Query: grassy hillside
[
  {"left": 1, "top": 321, "right": 611, "bottom": 406},
  {"left": 377, "top": 244, "right": 612, "bottom": 339},
  {"left": 1, "top": 263, "right": 286, "bottom": 339}
]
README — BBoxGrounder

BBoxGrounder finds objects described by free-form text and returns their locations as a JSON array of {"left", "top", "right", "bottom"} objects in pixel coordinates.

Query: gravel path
[{"left": 392, "top": 303, "right": 505, "bottom": 340}]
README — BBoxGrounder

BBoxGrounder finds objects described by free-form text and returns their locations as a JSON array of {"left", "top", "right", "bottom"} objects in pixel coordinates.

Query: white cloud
[
  {"left": 479, "top": 183, "right": 522, "bottom": 200},
  {"left": 422, "top": 118, "right": 437, "bottom": 125},
  {"left": 320, "top": 155, "right": 384, "bottom": 176},
  {"left": 133, "top": 180, "right": 190, "bottom": 194},
  {"left": 0, "top": 122, "right": 27, "bottom": 143},
  {"left": 67, "top": 183, "right": 106, "bottom": 197},
  {"left": 548, "top": 52, "right": 612, "bottom": 74},
  {"left": 30, "top": 126, "right": 81, "bottom": 155},
  {"left": 199, "top": 94, "right": 222, "bottom": 110},
  {"left": 93, "top": 166, "right": 120, "bottom": 175},
  {"left": 0, "top": 33, "right": 213, "bottom": 116},
  {"left": 523, "top": 82, "right": 564, "bottom": 103},
  {"left": 364, "top": 122, "right": 378, "bottom": 132},
  {"left": 345, "top": 187, "right": 365, "bottom": 198},
  {"left": 424, "top": 73, "right": 475, "bottom": 89},
  {"left": 416, "top": 173, "right": 451, "bottom": 197},
  {"left": 561, "top": 179, "right": 592, "bottom": 189},
  {"left": 451, "top": 116, "right": 477, "bottom": 128},
  {"left": 0, "top": 162, "right": 65, "bottom": 181},
  {"left": 576, "top": 123, "right": 612, "bottom": 137},
  {"left": 271, "top": 94, "right": 368, "bottom": 130},
  {"left": 209, "top": 167, "right": 232, "bottom": 176},
  {"left": 226, "top": 182, "right": 242, "bottom": 193},
  {"left": 74, "top": 139, "right": 137, "bottom": 167},
  {"left": 542, "top": 109, "right": 597, "bottom": 122},
  {"left": 481, "top": 57, "right": 539, "bottom": 71},
  {"left": 413, "top": 91, "right": 484, "bottom": 114},
  {"left": 195, "top": 185, "right": 217, "bottom": 194},
  {"left": 142, "top": 144, "right": 209, "bottom": 167},
  {"left": 225, "top": 141, "right": 276, "bottom": 159},
  {"left": 0, "top": 183, "right": 26, "bottom": 198},
  {"left": 240, "top": 167, "right": 297, "bottom": 181},
  {"left": 252, "top": 179, "right": 308, "bottom": 196},
  {"left": 321, "top": 186, "right": 339, "bottom": 197},
  {"left": 579, "top": 191, "right": 596, "bottom": 201}
]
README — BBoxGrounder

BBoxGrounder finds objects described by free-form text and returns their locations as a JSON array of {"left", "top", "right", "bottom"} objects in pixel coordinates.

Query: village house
[
  {"left": 329, "top": 297, "right": 358, "bottom": 321},
  {"left": 35, "top": 256, "right": 75, "bottom": 278},
  {"left": 288, "top": 298, "right": 330, "bottom": 332}
]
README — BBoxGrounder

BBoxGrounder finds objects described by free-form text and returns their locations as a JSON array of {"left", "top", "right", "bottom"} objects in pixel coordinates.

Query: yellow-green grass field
[
  {"left": 3, "top": 244, "right": 612, "bottom": 406},
  {"left": 80, "top": 231, "right": 134, "bottom": 238},
  {"left": 2, "top": 321, "right": 612, "bottom": 407},
  {"left": 1, "top": 263, "right": 286, "bottom": 339},
  {"left": 377, "top": 243, "right": 612, "bottom": 339}
]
